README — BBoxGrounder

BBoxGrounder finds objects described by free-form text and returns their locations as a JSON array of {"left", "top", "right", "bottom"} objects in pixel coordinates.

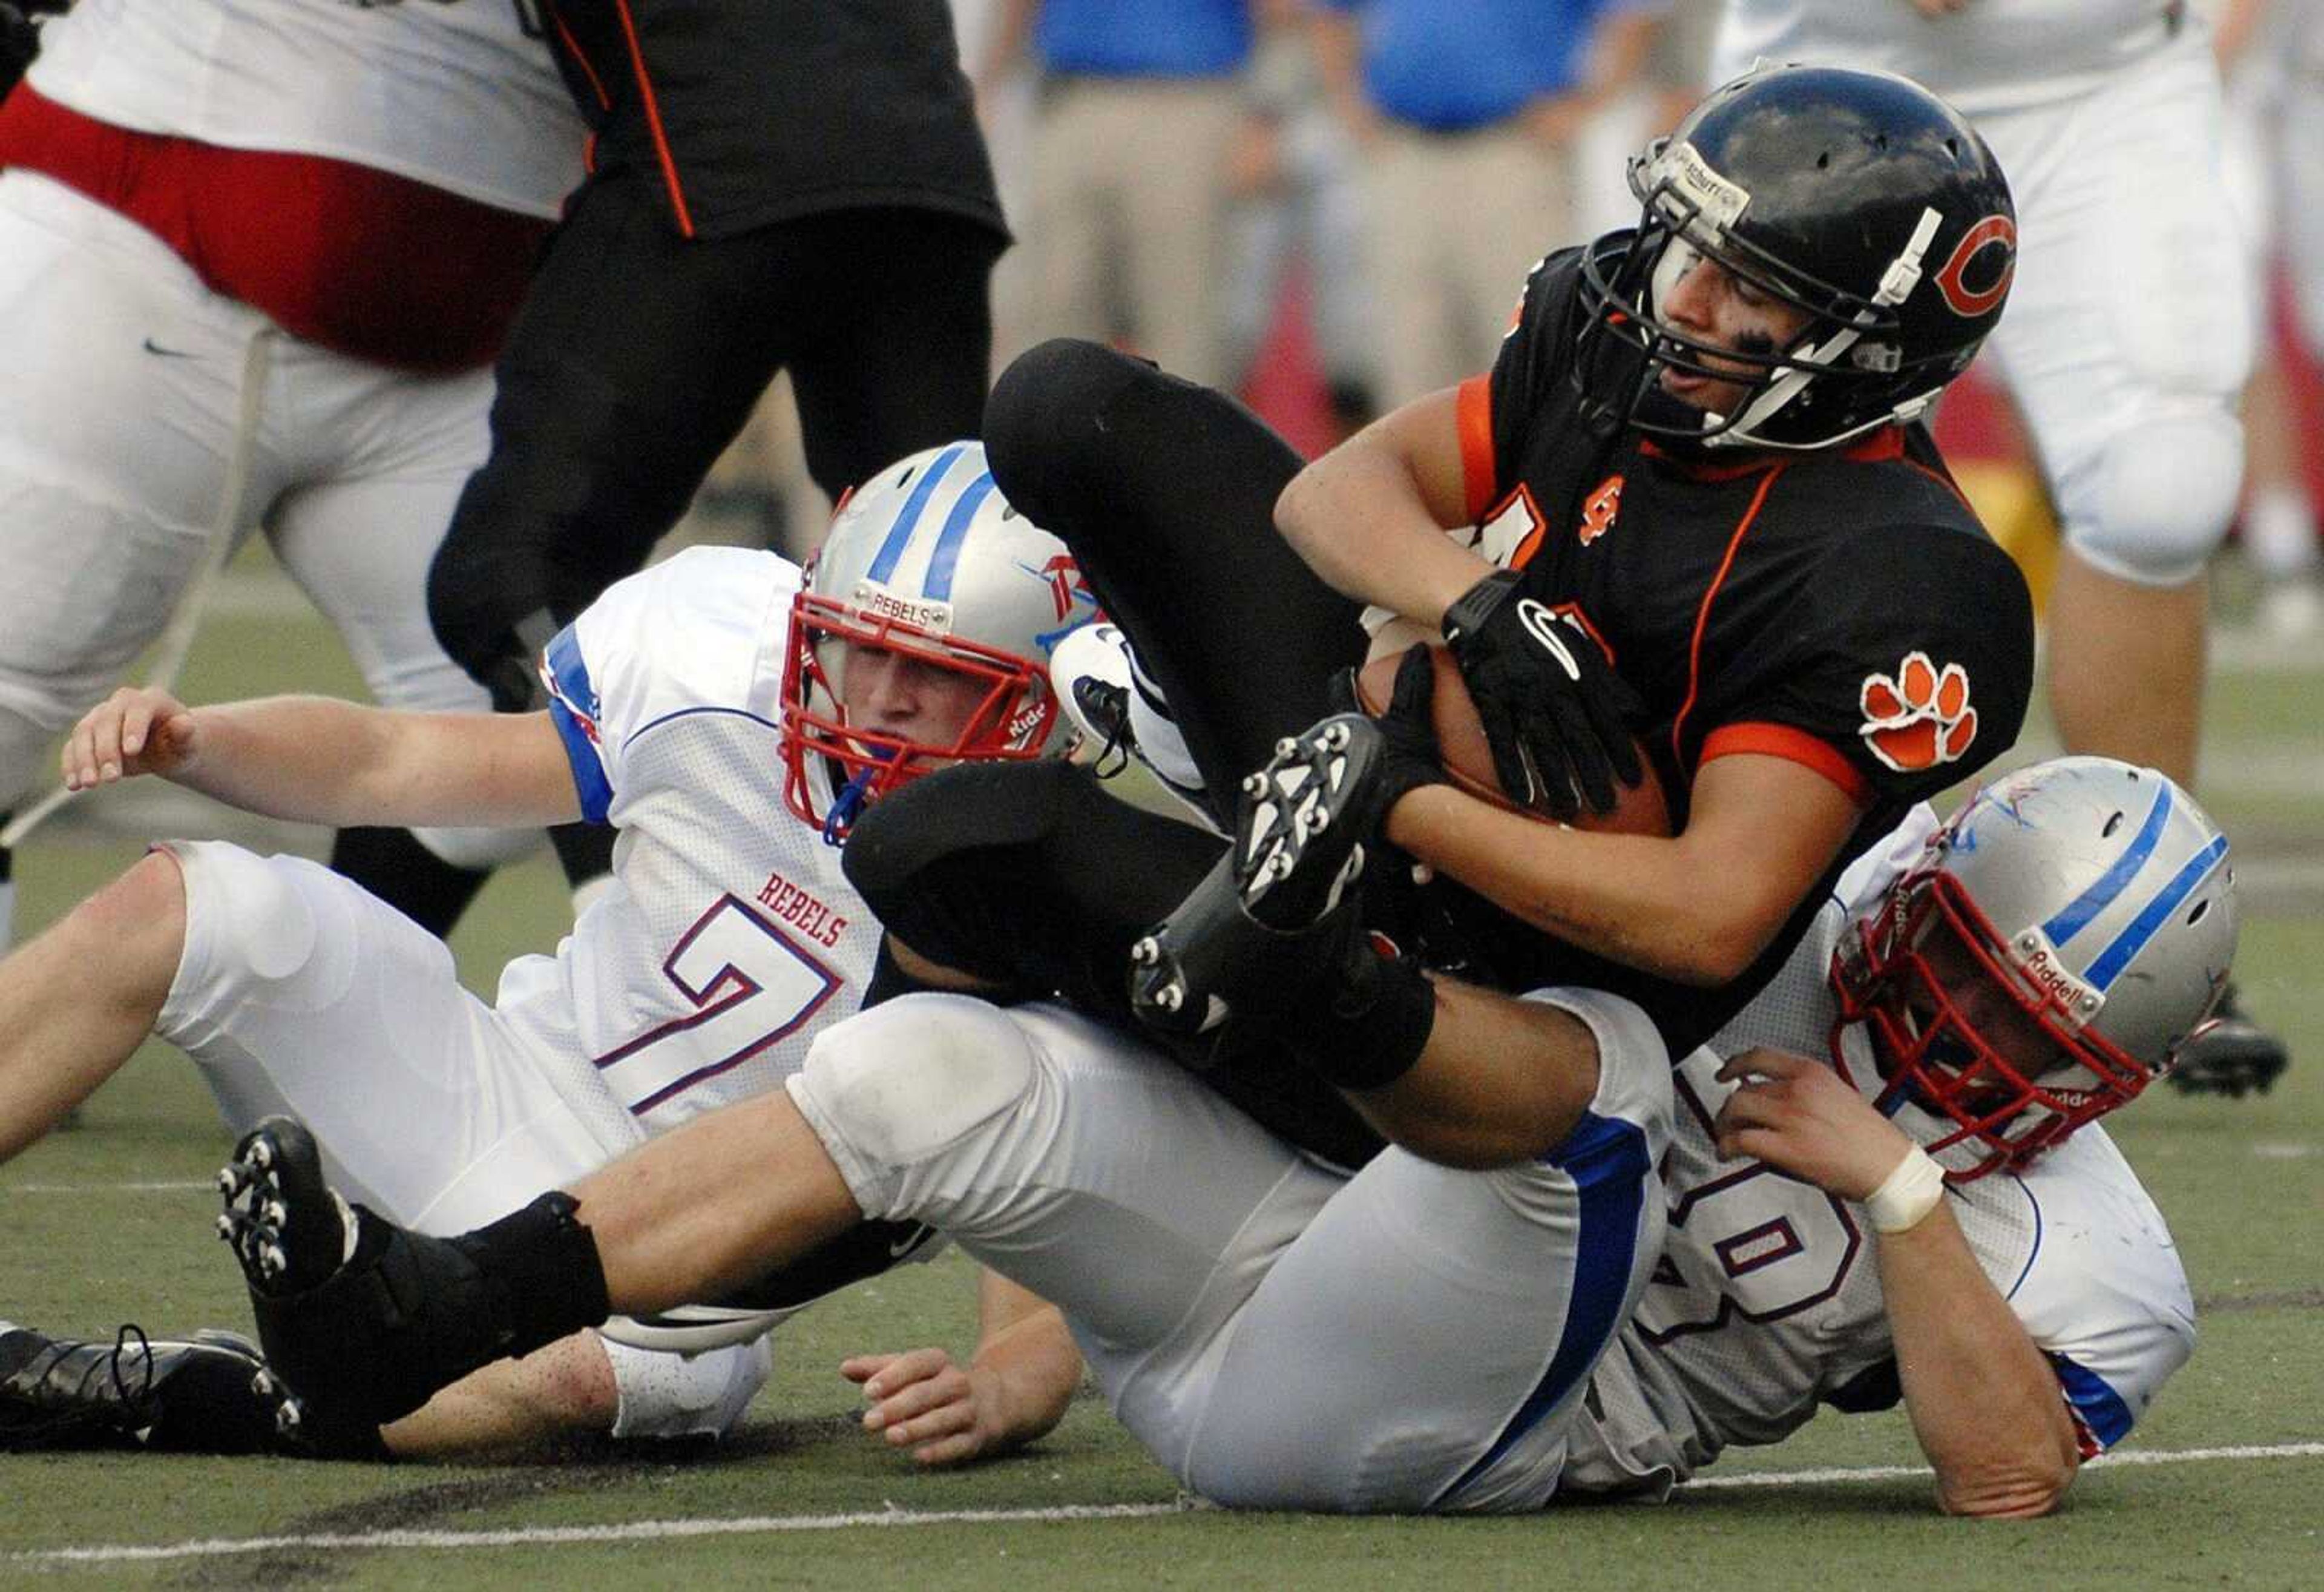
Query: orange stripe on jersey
[
  {"left": 1701, "top": 722, "right": 1871, "bottom": 807},
  {"left": 612, "top": 0, "right": 695, "bottom": 238},
  {"left": 1670, "top": 465, "right": 1787, "bottom": 767},
  {"left": 551, "top": 13, "right": 612, "bottom": 111},
  {"left": 1456, "top": 375, "right": 1497, "bottom": 524}
]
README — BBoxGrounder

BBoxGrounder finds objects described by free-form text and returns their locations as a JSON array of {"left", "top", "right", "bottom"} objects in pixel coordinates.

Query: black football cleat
[
  {"left": 1129, "top": 714, "right": 1385, "bottom": 1037},
  {"left": 2166, "top": 984, "right": 2290, "bottom": 1099},
  {"left": 1, "top": 1320, "right": 293, "bottom": 1453},
  {"left": 217, "top": 1116, "right": 353, "bottom": 1298},
  {"left": 215, "top": 1116, "right": 611, "bottom": 1443}
]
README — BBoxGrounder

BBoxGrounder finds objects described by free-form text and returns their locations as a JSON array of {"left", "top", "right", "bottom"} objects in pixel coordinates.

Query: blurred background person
[
  {"left": 1219, "top": 0, "right": 1379, "bottom": 444},
  {"left": 976, "top": 0, "right": 1255, "bottom": 387},
  {"left": 1309, "top": 0, "right": 1667, "bottom": 409},
  {"left": 0, "top": 0, "right": 577, "bottom": 950},
  {"left": 423, "top": 0, "right": 1006, "bottom": 921},
  {"left": 2223, "top": 0, "right": 2324, "bottom": 643},
  {"left": 1712, "top": 0, "right": 2286, "bottom": 1094}
]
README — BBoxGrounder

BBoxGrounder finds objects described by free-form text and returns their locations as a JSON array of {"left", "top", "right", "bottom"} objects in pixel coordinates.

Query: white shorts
[
  {"left": 790, "top": 987, "right": 1672, "bottom": 1513},
  {"left": 154, "top": 840, "right": 770, "bottom": 1436},
  {"left": 156, "top": 840, "right": 629, "bottom": 1230},
  {"left": 0, "top": 173, "right": 504, "bottom": 827},
  {"left": 1970, "top": 38, "right": 2252, "bottom": 577}
]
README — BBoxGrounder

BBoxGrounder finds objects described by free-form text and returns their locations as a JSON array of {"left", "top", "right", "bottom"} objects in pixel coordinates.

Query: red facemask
[
  {"left": 778, "top": 590, "right": 1056, "bottom": 841},
  {"left": 1828, "top": 867, "right": 2164, "bottom": 1180}
]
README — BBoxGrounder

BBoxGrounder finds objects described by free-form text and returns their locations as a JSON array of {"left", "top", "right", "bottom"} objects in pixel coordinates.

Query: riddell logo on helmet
[{"left": 2011, "top": 929, "right": 2101, "bottom": 1029}]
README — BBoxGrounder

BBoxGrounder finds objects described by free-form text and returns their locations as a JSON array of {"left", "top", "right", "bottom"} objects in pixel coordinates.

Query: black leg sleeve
[
  {"left": 787, "top": 209, "right": 1000, "bottom": 501},
  {"left": 844, "top": 760, "right": 1384, "bottom": 1169},
  {"left": 425, "top": 162, "right": 787, "bottom": 691},
  {"left": 983, "top": 340, "right": 1368, "bottom": 818},
  {"left": 326, "top": 827, "right": 492, "bottom": 939}
]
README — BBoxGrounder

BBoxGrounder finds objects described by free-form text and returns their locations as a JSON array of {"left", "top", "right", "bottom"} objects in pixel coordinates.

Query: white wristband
[{"left": 1862, "top": 1144, "right": 1947, "bottom": 1234}]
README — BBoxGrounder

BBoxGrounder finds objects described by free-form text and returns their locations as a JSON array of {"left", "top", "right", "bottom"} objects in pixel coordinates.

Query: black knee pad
[
  {"left": 985, "top": 339, "right": 1157, "bottom": 530},
  {"left": 844, "top": 760, "right": 1220, "bottom": 1005}
]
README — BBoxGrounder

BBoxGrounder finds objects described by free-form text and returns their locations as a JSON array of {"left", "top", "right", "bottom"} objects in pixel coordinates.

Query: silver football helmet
[
  {"left": 780, "top": 441, "right": 1101, "bottom": 837},
  {"left": 1832, "top": 756, "right": 2237, "bottom": 1177}
]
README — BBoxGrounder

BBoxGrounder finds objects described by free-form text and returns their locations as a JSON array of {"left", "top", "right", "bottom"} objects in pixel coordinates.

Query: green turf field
[{"left": 1, "top": 553, "right": 2317, "bottom": 1588}]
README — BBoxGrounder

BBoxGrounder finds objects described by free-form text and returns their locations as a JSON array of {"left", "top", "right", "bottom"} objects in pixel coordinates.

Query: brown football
[{"left": 1354, "top": 644, "right": 1672, "bottom": 836}]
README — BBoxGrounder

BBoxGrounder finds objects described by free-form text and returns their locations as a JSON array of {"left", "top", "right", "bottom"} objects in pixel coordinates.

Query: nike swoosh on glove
[{"left": 1440, "top": 570, "right": 1644, "bottom": 822}]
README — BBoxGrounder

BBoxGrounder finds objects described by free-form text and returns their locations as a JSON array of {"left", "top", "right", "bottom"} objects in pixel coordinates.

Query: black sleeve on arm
[{"left": 1697, "top": 519, "right": 2036, "bottom": 809}]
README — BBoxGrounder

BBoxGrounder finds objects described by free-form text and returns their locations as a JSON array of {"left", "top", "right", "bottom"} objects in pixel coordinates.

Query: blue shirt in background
[
  {"left": 1033, "top": 0, "right": 1253, "bottom": 79},
  {"left": 1324, "top": 0, "right": 1615, "bottom": 131}
]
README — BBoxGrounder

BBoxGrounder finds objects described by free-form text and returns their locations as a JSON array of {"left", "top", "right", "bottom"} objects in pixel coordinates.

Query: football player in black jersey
[
  {"left": 185, "top": 70, "right": 2052, "bottom": 1464},
  {"left": 859, "top": 63, "right": 2037, "bottom": 1170}
]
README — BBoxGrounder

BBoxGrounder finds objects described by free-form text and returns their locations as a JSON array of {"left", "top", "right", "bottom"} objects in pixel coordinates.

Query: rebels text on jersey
[
  {"left": 1419, "top": 248, "right": 2035, "bottom": 1056},
  {"left": 519, "top": 547, "right": 878, "bottom": 1142}
]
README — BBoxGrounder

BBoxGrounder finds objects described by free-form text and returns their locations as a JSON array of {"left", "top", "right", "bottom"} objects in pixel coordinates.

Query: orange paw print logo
[{"left": 1859, "top": 652, "right": 1977, "bottom": 774}]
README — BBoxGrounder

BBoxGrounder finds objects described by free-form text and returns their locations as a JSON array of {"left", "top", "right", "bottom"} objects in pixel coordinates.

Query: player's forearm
[
  {"left": 177, "top": 697, "right": 556, "bottom": 830},
  {"left": 1273, "top": 442, "right": 1488, "bottom": 626},
  {"left": 970, "top": 1274, "right": 1082, "bottom": 1450},
  {"left": 1389, "top": 789, "right": 1768, "bottom": 984},
  {"left": 1876, "top": 1205, "right": 2080, "bottom": 1518}
]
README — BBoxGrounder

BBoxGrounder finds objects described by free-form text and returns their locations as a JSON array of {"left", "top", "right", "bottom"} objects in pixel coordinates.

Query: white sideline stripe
[
  {"left": 1678, "top": 1440, "right": 2324, "bottom": 1490},
  {"left": 5, "top": 1180, "right": 214, "bottom": 1194},
  {"left": 11, "top": 1444, "right": 2322, "bottom": 1566}
]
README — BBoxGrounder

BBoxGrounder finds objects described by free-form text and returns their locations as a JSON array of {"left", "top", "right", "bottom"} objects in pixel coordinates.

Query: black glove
[
  {"left": 1330, "top": 643, "right": 1449, "bottom": 821},
  {"left": 1440, "top": 569, "right": 1643, "bottom": 822}
]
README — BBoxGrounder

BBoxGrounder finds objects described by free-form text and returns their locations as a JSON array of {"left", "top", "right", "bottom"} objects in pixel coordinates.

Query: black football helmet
[{"left": 1573, "top": 64, "right": 2016, "bottom": 450}]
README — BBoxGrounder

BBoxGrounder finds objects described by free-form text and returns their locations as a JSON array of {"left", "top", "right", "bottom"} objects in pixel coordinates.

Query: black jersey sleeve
[
  {"left": 1481, "top": 247, "right": 1586, "bottom": 502},
  {"left": 1690, "top": 519, "right": 2035, "bottom": 808}
]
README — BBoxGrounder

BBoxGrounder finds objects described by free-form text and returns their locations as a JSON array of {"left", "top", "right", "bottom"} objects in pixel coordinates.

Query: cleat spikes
[
  {"left": 1127, "top": 714, "right": 1388, "bottom": 1037},
  {"left": 215, "top": 1213, "right": 236, "bottom": 1242},
  {"left": 248, "top": 1138, "right": 274, "bottom": 1172}
]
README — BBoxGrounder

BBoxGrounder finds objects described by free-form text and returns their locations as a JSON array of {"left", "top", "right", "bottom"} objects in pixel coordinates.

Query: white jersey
[
  {"left": 1713, "top": 0, "right": 2196, "bottom": 116},
  {"left": 510, "top": 547, "right": 882, "bottom": 1148},
  {"left": 27, "top": 0, "right": 583, "bottom": 217},
  {"left": 1562, "top": 806, "right": 2198, "bottom": 1496}
]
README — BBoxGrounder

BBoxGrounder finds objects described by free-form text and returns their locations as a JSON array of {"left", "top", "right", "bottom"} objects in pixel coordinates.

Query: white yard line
[{"left": 10, "top": 1444, "right": 2321, "bottom": 1567}]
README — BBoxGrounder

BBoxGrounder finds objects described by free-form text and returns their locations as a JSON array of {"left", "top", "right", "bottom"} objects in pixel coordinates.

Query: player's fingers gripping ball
[
  {"left": 1440, "top": 568, "right": 1647, "bottom": 821},
  {"left": 1357, "top": 634, "right": 1670, "bottom": 837}
]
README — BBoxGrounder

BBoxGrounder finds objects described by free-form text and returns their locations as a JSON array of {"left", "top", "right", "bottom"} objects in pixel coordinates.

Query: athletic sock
[{"left": 1282, "top": 935, "right": 1437, "bottom": 1091}]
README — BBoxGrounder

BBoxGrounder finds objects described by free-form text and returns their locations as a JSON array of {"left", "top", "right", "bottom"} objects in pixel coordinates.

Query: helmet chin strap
[{"left": 1705, "top": 206, "right": 1945, "bottom": 449}]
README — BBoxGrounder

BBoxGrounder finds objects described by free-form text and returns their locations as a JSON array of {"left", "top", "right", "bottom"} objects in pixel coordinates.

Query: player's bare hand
[
  {"left": 1909, "top": 0, "right": 1975, "bottom": 16},
  {"left": 842, "top": 1347, "right": 1013, "bottom": 1467},
  {"left": 62, "top": 687, "right": 200, "bottom": 791},
  {"left": 1712, "top": 1047, "right": 1916, "bottom": 1200}
]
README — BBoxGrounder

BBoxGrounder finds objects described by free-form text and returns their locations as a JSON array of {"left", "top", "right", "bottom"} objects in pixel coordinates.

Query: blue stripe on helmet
[
  {"left": 2041, "top": 783, "right": 2173, "bottom": 946},
  {"left": 2046, "top": 1353, "right": 2135, "bottom": 1450},
  {"left": 864, "top": 444, "right": 967, "bottom": 585},
  {"left": 1442, "top": 1110, "right": 1650, "bottom": 1501},
  {"left": 922, "top": 471, "right": 997, "bottom": 601},
  {"left": 2083, "top": 833, "right": 2229, "bottom": 992}
]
